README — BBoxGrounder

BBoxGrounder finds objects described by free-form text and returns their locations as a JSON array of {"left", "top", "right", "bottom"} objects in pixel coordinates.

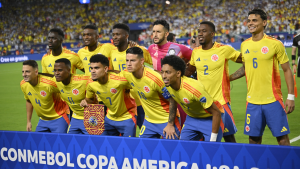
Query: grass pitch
[{"left": 0, "top": 47, "right": 299, "bottom": 146}]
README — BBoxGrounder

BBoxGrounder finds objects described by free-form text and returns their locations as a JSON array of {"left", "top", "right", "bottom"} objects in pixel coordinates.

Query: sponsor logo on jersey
[
  {"left": 110, "top": 88, "right": 117, "bottom": 94},
  {"left": 130, "top": 82, "right": 134, "bottom": 87},
  {"left": 27, "top": 92, "right": 32, "bottom": 96},
  {"left": 244, "top": 49, "right": 250, "bottom": 54},
  {"left": 196, "top": 58, "right": 201, "bottom": 61},
  {"left": 168, "top": 49, "right": 176, "bottom": 55},
  {"left": 48, "top": 63, "right": 52, "bottom": 67},
  {"left": 61, "top": 89, "right": 64, "bottom": 93},
  {"left": 72, "top": 89, "right": 79, "bottom": 95},
  {"left": 183, "top": 98, "right": 190, "bottom": 104},
  {"left": 40, "top": 90, "right": 47, "bottom": 97},
  {"left": 245, "top": 125, "right": 250, "bottom": 132},
  {"left": 200, "top": 96, "right": 207, "bottom": 103},
  {"left": 281, "top": 126, "right": 288, "bottom": 132},
  {"left": 83, "top": 57, "right": 87, "bottom": 60},
  {"left": 113, "top": 58, "right": 117, "bottom": 61},
  {"left": 96, "top": 91, "right": 101, "bottom": 94},
  {"left": 171, "top": 94, "right": 175, "bottom": 98},
  {"left": 261, "top": 46, "right": 269, "bottom": 54},
  {"left": 211, "top": 54, "right": 219, "bottom": 62},
  {"left": 144, "top": 86, "right": 150, "bottom": 93}
]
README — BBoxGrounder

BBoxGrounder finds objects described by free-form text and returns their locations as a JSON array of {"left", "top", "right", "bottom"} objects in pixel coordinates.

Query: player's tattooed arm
[
  {"left": 235, "top": 53, "right": 243, "bottom": 63},
  {"left": 163, "top": 97, "right": 179, "bottom": 139},
  {"left": 185, "top": 63, "right": 196, "bottom": 77},
  {"left": 229, "top": 64, "right": 245, "bottom": 81}
]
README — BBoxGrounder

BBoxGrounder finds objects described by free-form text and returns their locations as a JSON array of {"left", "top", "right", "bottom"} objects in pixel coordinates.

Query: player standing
[
  {"left": 110, "top": 23, "right": 152, "bottom": 129},
  {"left": 42, "top": 28, "right": 84, "bottom": 74},
  {"left": 185, "top": 21, "right": 241, "bottom": 143},
  {"left": 80, "top": 54, "right": 137, "bottom": 137},
  {"left": 124, "top": 47, "right": 181, "bottom": 139},
  {"left": 292, "top": 32, "right": 300, "bottom": 77},
  {"left": 78, "top": 25, "right": 115, "bottom": 76},
  {"left": 161, "top": 55, "right": 223, "bottom": 142},
  {"left": 54, "top": 58, "right": 90, "bottom": 134},
  {"left": 240, "top": 9, "right": 294, "bottom": 145},
  {"left": 21, "top": 60, "right": 69, "bottom": 133}
]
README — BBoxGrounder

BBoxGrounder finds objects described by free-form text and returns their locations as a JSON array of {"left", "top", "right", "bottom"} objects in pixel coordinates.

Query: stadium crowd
[{"left": 0, "top": 0, "right": 300, "bottom": 55}]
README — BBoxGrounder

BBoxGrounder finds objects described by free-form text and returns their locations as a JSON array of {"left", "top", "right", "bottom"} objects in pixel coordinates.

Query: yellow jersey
[
  {"left": 123, "top": 67, "right": 171, "bottom": 124},
  {"left": 241, "top": 34, "right": 289, "bottom": 104},
  {"left": 86, "top": 72, "right": 137, "bottom": 121},
  {"left": 190, "top": 42, "right": 240, "bottom": 105},
  {"left": 78, "top": 43, "right": 115, "bottom": 76},
  {"left": 166, "top": 76, "right": 224, "bottom": 118},
  {"left": 55, "top": 74, "right": 90, "bottom": 120},
  {"left": 110, "top": 45, "right": 153, "bottom": 71},
  {"left": 41, "top": 48, "right": 84, "bottom": 74},
  {"left": 20, "top": 75, "right": 69, "bottom": 120}
]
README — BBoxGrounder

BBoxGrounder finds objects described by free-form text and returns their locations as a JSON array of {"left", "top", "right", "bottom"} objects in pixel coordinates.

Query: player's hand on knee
[
  {"left": 80, "top": 99, "right": 88, "bottom": 108},
  {"left": 27, "top": 122, "right": 32, "bottom": 132},
  {"left": 285, "top": 99, "right": 295, "bottom": 114},
  {"left": 163, "top": 123, "right": 178, "bottom": 139}
]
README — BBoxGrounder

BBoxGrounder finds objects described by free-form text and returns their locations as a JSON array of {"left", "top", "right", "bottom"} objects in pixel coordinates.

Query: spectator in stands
[{"left": 30, "top": 48, "right": 34, "bottom": 54}]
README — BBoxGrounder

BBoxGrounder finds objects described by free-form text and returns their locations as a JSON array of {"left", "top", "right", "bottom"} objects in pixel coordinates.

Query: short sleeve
[
  {"left": 241, "top": 44, "right": 245, "bottom": 62},
  {"left": 141, "top": 47, "right": 153, "bottom": 66},
  {"left": 75, "top": 55, "right": 84, "bottom": 70},
  {"left": 194, "top": 86, "right": 214, "bottom": 109},
  {"left": 225, "top": 46, "right": 241, "bottom": 62},
  {"left": 275, "top": 41, "right": 289, "bottom": 64},
  {"left": 292, "top": 38, "right": 298, "bottom": 48},
  {"left": 189, "top": 50, "right": 197, "bottom": 66},
  {"left": 21, "top": 86, "right": 29, "bottom": 100},
  {"left": 41, "top": 56, "right": 48, "bottom": 73},
  {"left": 86, "top": 82, "right": 95, "bottom": 99}
]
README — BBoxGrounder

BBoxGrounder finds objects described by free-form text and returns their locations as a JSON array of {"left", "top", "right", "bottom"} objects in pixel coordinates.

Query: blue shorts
[
  {"left": 102, "top": 116, "right": 136, "bottom": 137},
  {"left": 36, "top": 116, "right": 69, "bottom": 133},
  {"left": 139, "top": 118, "right": 181, "bottom": 139},
  {"left": 68, "top": 118, "right": 89, "bottom": 134},
  {"left": 136, "top": 106, "right": 145, "bottom": 129},
  {"left": 244, "top": 101, "right": 290, "bottom": 137},
  {"left": 223, "top": 103, "right": 237, "bottom": 136},
  {"left": 180, "top": 114, "right": 224, "bottom": 142}
]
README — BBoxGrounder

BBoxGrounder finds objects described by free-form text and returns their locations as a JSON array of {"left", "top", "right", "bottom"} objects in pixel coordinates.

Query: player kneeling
[
  {"left": 21, "top": 60, "right": 70, "bottom": 133},
  {"left": 80, "top": 54, "right": 137, "bottom": 137},
  {"left": 161, "top": 55, "right": 224, "bottom": 142}
]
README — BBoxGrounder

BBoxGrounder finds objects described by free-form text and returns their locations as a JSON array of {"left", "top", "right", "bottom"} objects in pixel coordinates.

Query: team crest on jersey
[
  {"left": 168, "top": 49, "right": 176, "bottom": 55},
  {"left": 40, "top": 90, "right": 47, "bottom": 97},
  {"left": 245, "top": 125, "right": 250, "bottom": 132},
  {"left": 144, "top": 86, "right": 150, "bottom": 93},
  {"left": 211, "top": 54, "right": 219, "bottom": 62},
  {"left": 183, "top": 98, "right": 190, "bottom": 104},
  {"left": 261, "top": 46, "right": 269, "bottom": 54},
  {"left": 110, "top": 88, "right": 117, "bottom": 94},
  {"left": 72, "top": 89, "right": 79, "bottom": 95}
]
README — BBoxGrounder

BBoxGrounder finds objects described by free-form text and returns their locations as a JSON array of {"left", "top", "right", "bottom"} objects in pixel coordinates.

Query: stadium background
[{"left": 0, "top": 0, "right": 299, "bottom": 146}]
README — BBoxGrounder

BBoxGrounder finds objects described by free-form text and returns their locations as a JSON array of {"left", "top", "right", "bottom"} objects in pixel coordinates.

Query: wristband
[
  {"left": 292, "top": 63, "right": 295, "bottom": 66},
  {"left": 210, "top": 133, "right": 218, "bottom": 142},
  {"left": 287, "top": 94, "right": 295, "bottom": 100},
  {"left": 292, "top": 55, "right": 296, "bottom": 60}
]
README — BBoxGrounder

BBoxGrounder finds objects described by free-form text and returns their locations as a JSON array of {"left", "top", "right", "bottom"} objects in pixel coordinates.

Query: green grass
[{"left": 0, "top": 47, "right": 299, "bottom": 146}]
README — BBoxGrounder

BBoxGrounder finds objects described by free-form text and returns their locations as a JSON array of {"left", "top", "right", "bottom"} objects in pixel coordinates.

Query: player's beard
[{"left": 153, "top": 36, "right": 165, "bottom": 45}]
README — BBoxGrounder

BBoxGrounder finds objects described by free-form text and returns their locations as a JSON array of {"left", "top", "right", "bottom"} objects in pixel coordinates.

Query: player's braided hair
[{"left": 161, "top": 55, "right": 186, "bottom": 76}]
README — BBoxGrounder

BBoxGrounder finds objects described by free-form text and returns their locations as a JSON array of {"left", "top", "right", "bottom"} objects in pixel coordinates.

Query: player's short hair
[
  {"left": 55, "top": 58, "right": 71, "bottom": 69},
  {"left": 126, "top": 47, "right": 144, "bottom": 59},
  {"left": 83, "top": 24, "right": 98, "bottom": 33},
  {"left": 49, "top": 28, "right": 64, "bottom": 39},
  {"left": 90, "top": 54, "right": 109, "bottom": 67},
  {"left": 153, "top": 19, "right": 170, "bottom": 32},
  {"left": 113, "top": 23, "right": 130, "bottom": 34},
  {"left": 23, "top": 60, "right": 38, "bottom": 69},
  {"left": 200, "top": 21, "right": 215, "bottom": 32},
  {"left": 167, "top": 33, "right": 176, "bottom": 41},
  {"left": 248, "top": 9, "right": 267, "bottom": 21},
  {"left": 161, "top": 55, "right": 186, "bottom": 77}
]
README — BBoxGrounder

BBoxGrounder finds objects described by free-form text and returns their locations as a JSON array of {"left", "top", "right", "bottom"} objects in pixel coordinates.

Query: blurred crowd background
[{"left": 0, "top": 0, "right": 299, "bottom": 56}]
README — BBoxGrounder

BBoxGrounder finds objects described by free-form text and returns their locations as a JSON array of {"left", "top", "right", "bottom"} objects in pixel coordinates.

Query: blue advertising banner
[
  {"left": 0, "top": 54, "right": 45, "bottom": 64},
  {"left": 127, "top": 22, "right": 151, "bottom": 31},
  {"left": 0, "top": 131, "right": 300, "bottom": 169}
]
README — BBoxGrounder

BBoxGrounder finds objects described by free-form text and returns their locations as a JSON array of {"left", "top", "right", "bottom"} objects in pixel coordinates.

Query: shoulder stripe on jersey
[
  {"left": 86, "top": 78, "right": 94, "bottom": 86},
  {"left": 110, "top": 76, "right": 127, "bottom": 81},
  {"left": 194, "top": 46, "right": 202, "bottom": 50},
  {"left": 183, "top": 82, "right": 201, "bottom": 97},
  {"left": 145, "top": 71, "right": 163, "bottom": 87},
  {"left": 73, "top": 76, "right": 90, "bottom": 81},
  {"left": 42, "top": 53, "right": 49, "bottom": 59},
  {"left": 20, "top": 80, "right": 26, "bottom": 86},
  {"left": 243, "top": 38, "right": 252, "bottom": 42},
  {"left": 40, "top": 78, "right": 57, "bottom": 87},
  {"left": 265, "top": 36, "right": 284, "bottom": 46},
  {"left": 63, "top": 49, "right": 80, "bottom": 57}
]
